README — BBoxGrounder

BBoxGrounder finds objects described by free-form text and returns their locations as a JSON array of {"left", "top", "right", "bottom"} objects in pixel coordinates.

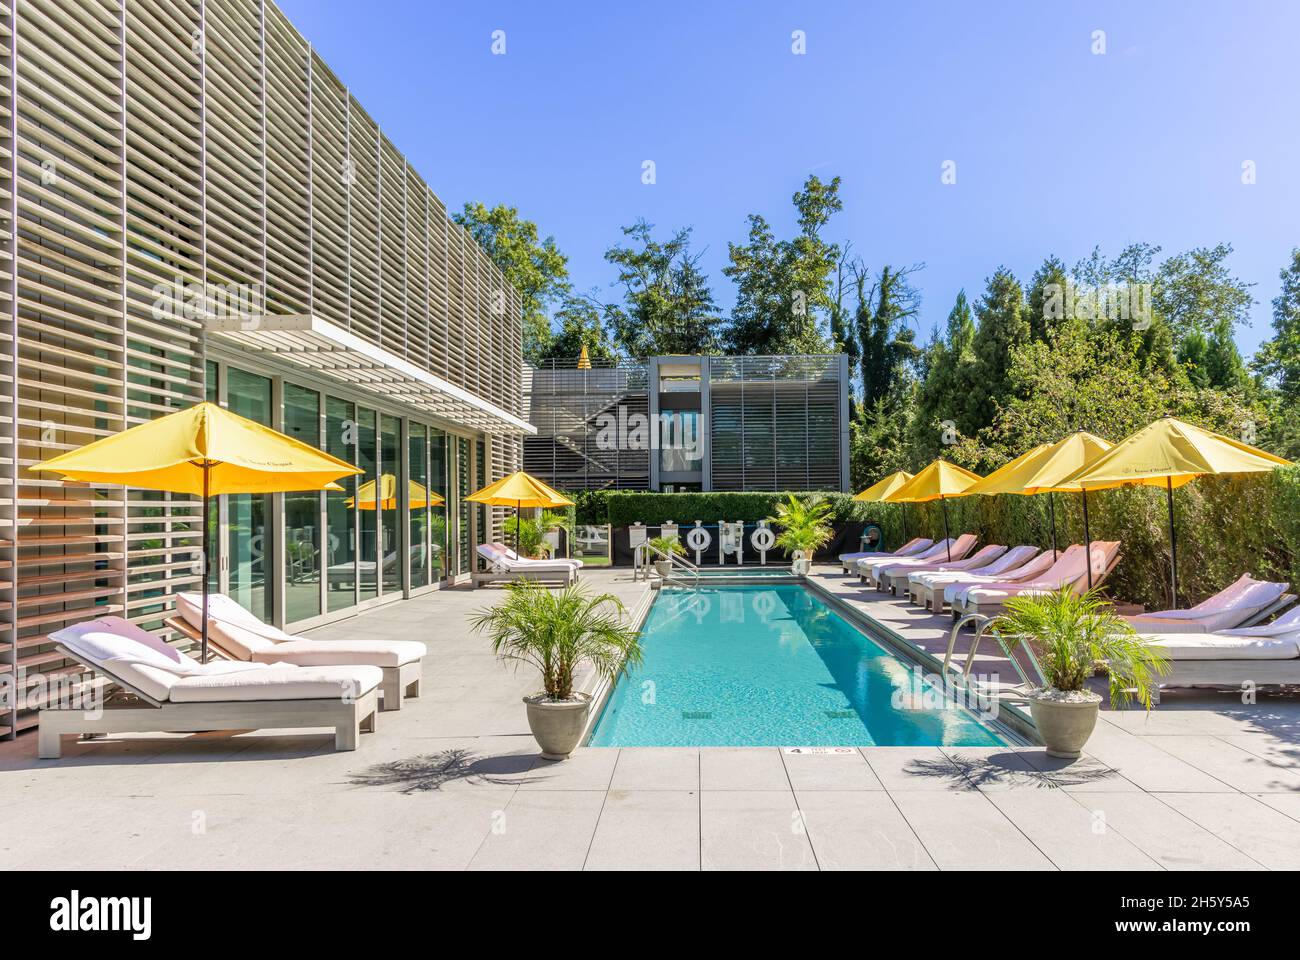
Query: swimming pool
[{"left": 589, "top": 584, "right": 1007, "bottom": 748}]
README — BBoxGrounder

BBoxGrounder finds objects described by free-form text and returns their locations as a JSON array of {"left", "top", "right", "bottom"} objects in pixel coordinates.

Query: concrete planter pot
[
  {"left": 523, "top": 692, "right": 592, "bottom": 760},
  {"left": 790, "top": 557, "right": 812, "bottom": 576},
  {"left": 1029, "top": 691, "right": 1102, "bottom": 759},
  {"left": 653, "top": 559, "right": 673, "bottom": 578}
]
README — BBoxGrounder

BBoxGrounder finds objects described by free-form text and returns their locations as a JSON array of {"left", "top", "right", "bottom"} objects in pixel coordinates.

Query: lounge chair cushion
[
  {"left": 1142, "top": 633, "right": 1300, "bottom": 661},
  {"left": 50, "top": 617, "right": 271, "bottom": 702},
  {"left": 210, "top": 620, "right": 425, "bottom": 667},
  {"left": 1127, "top": 577, "right": 1288, "bottom": 633},
  {"left": 176, "top": 592, "right": 295, "bottom": 645},
  {"left": 168, "top": 664, "right": 384, "bottom": 702}
]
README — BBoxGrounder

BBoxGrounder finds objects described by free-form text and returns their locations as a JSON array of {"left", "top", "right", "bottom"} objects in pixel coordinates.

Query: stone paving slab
[{"left": 4, "top": 566, "right": 1300, "bottom": 870}]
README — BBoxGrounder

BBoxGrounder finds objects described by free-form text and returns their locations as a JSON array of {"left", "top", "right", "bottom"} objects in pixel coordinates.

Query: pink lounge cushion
[
  {"left": 913, "top": 546, "right": 1039, "bottom": 588},
  {"left": 1127, "top": 577, "right": 1288, "bottom": 632},
  {"left": 168, "top": 664, "right": 383, "bottom": 703}
]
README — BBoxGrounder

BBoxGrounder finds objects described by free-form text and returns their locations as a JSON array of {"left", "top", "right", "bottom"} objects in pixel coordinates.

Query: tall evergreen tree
[
  {"left": 967, "top": 268, "right": 1030, "bottom": 429},
  {"left": 1254, "top": 248, "right": 1300, "bottom": 404},
  {"left": 909, "top": 290, "right": 980, "bottom": 458}
]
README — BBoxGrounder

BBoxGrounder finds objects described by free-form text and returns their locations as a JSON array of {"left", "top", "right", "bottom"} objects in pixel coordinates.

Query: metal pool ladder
[
  {"left": 942, "top": 613, "right": 1046, "bottom": 705},
  {"left": 637, "top": 542, "right": 700, "bottom": 589}
]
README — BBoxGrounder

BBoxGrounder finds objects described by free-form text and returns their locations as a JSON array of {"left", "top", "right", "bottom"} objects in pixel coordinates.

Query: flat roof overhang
[{"left": 206, "top": 314, "right": 535, "bottom": 436}]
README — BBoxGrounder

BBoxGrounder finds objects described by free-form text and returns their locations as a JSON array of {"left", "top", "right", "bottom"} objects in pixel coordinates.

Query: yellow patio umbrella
[
  {"left": 465, "top": 470, "right": 575, "bottom": 552},
  {"left": 1061, "top": 416, "right": 1292, "bottom": 606},
  {"left": 31, "top": 401, "right": 361, "bottom": 659},
  {"left": 346, "top": 473, "right": 445, "bottom": 510},
  {"left": 885, "top": 460, "right": 983, "bottom": 561},
  {"left": 965, "top": 432, "right": 1113, "bottom": 567},
  {"left": 576, "top": 344, "right": 592, "bottom": 370},
  {"left": 853, "top": 470, "right": 914, "bottom": 546}
]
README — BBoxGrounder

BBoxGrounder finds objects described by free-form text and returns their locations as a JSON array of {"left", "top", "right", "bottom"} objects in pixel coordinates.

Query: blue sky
[{"left": 277, "top": 0, "right": 1299, "bottom": 357}]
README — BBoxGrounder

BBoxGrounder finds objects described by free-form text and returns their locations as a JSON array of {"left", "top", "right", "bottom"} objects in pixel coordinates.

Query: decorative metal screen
[{"left": 707, "top": 356, "right": 844, "bottom": 491}]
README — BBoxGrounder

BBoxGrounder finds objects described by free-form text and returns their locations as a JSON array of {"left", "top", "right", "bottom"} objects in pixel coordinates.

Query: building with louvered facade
[
  {"left": 524, "top": 355, "right": 850, "bottom": 493},
  {"left": 0, "top": 0, "right": 533, "bottom": 740}
]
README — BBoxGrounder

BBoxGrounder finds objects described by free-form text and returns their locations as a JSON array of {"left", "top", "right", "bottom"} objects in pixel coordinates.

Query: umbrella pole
[
  {"left": 941, "top": 497, "right": 951, "bottom": 562},
  {"left": 1081, "top": 487, "right": 1093, "bottom": 590},
  {"left": 516, "top": 498, "right": 521, "bottom": 555},
  {"left": 1048, "top": 491, "right": 1058, "bottom": 561},
  {"left": 900, "top": 503, "right": 907, "bottom": 547},
  {"left": 201, "top": 461, "right": 210, "bottom": 663},
  {"left": 1166, "top": 476, "right": 1178, "bottom": 609}
]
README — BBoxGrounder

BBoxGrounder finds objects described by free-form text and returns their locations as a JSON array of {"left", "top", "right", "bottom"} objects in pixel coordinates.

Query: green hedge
[
  {"left": 569, "top": 471, "right": 1300, "bottom": 610},
  {"left": 591, "top": 491, "right": 893, "bottom": 529}
]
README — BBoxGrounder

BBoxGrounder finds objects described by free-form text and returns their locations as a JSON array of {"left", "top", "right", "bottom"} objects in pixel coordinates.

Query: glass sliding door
[
  {"left": 225, "top": 368, "right": 273, "bottom": 621},
  {"left": 283, "top": 383, "right": 322, "bottom": 623},
  {"left": 357, "top": 408, "right": 379, "bottom": 603},
  {"left": 475, "top": 440, "right": 488, "bottom": 557},
  {"left": 380, "top": 414, "right": 402, "bottom": 595},
  {"left": 325, "top": 396, "right": 357, "bottom": 612},
  {"left": 409, "top": 422, "right": 429, "bottom": 587},
  {"left": 457, "top": 436, "right": 471, "bottom": 576},
  {"left": 429, "top": 429, "right": 448, "bottom": 581}
]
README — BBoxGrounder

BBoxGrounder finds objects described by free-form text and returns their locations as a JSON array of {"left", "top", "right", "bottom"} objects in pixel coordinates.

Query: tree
[
  {"left": 722, "top": 174, "right": 842, "bottom": 354},
  {"left": 602, "top": 220, "right": 721, "bottom": 357},
  {"left": 1156, "top": 243, "right": 1255, "bottom": 343},
  {"left": 909, "top": 290, "right": 980, "bottom": 460},
  {"left": 967, "top": 267, "right": 1030, "bottom": 430},
  {"left": 1255, "top": 248, "right": 1300, "bottom": 404},
  {"left": 537, "top": 291, "right": 618, "bottom": 364},
  {"left": 854, "top": 264, "right": 921, "bottom": 408},
  {"left": 454, "top": 202, "right": 570, "bottom": 363}
]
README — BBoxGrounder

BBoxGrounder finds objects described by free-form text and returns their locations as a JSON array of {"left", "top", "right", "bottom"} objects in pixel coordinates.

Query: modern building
[
  {"left": 0, "top": 0, "right": 531, "bottom": 739},
  {"left": 524, "top": 355, "right": 851, "bottom": 492}
]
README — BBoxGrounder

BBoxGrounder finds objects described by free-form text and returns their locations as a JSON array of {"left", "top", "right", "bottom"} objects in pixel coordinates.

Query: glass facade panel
[
  {"left": 409, "top": 422, "right": 429, "bottom": 587},
  {"left": 380, "top": 414, "right": 402, "bottom": 594},
  {"left": 457, "top": 436, "right": 471, "bottom": 575},
  {"left": 429, "top": 429, "right": 448, "bottom": 581},
  {"left": 284, "top": 383, "right": 322, "bottom": 623},
  {"left": 325, "top": 396, "right": 357, "bottom": 611},
  {"left": 475, "top": 439, "right": 487, "bottom": 557},
  {"left": 357, "top": 408, "right": 379, "bottom": 603},
  {"left": 226, "top": 368, "right": 273, "bottom": 621}
]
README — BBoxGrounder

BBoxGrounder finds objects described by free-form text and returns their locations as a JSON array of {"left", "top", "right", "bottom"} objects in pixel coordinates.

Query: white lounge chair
[
  {"left": 1124, "top": 574, "right": 1290, "bottom": 634},
  {"left": 39, "top": 617, "right": 381, "bottom": 757},
  {"left": 881, "top": 544, "right": 1006, "bottom": 597},
  {"left": 910, "top": 546, "right": 1041, "bottom": 612},
  {"left": 839, "top": 537, "right": 933, "bottom": 574},
  {"left": 860, "top": 534, "right": 978, "bottom": 590},
  {"left": 857, "top": 538, "right": 953, "bottom": 585},
  {"left": 170, "top": 592, "right": 426, "bottom": 711},
  {"left": 952, "top": 541, "right": 1123, "bottom": 619},
  {"left": 942, "top": 547, "right": 1073, "bottom": 617},
  {"left": 473, "top": 544, "right": 578, "bottom": 588},
  {"left": 490, "top": 541, "right": 583, "bottom": 570},
  {"left": 1139, "top": 606, "right": 1300, "bottom": 702}
]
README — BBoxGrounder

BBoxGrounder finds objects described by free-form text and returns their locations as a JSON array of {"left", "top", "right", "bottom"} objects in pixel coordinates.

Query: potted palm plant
[
  {"left": 472, "top": 583, "right": 643, "bottom": 759},
  {"left": 993, "top": 588, "right": 1169, "bottom": 758},
  {"left": 647, "top": 535, "right": 685, "bottom": 578},
  {"left": 767, "top": 494, "right": 834, "bottom": 575}
]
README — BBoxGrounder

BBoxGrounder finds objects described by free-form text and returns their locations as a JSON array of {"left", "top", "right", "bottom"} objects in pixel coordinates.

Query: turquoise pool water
[{"left": 589, "top": 584, "right": 1005, "bottom": 747}]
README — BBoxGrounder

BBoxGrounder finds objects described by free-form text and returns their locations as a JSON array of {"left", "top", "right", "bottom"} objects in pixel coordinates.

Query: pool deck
[{"left": 4, "top": 565, "right": 1300, "bottom": 870}]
